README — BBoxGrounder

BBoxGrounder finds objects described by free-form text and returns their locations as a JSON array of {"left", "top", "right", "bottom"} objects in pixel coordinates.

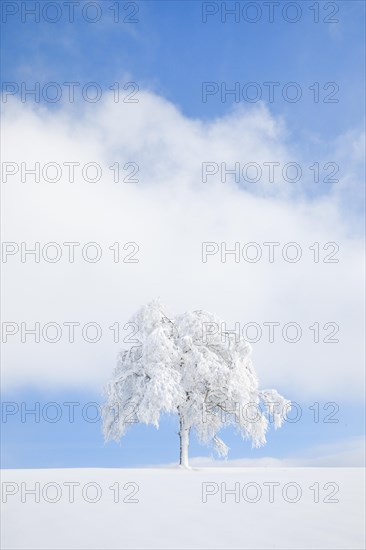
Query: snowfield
[{"left": 1, "top": 467, "right": 364, "bottom": 549}]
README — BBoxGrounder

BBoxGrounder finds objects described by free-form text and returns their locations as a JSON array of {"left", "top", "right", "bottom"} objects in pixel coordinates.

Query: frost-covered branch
[{"left": 102, "top": 300, "right": 291, "bottom": 467}]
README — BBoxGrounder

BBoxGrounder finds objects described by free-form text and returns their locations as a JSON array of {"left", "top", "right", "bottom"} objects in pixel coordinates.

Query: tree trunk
[{"left": 179, "top": 414, "right": 190, "bottom": 468}]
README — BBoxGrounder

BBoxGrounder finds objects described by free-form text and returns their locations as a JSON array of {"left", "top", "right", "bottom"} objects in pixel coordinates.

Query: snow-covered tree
[{"left": 102, "top": 300, "right": 291, "bottom": 468}]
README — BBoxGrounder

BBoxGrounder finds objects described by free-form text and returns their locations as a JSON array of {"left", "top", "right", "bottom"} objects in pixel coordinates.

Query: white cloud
[{"left": 1, "top": 91, "right": 364, "bottom": 400}]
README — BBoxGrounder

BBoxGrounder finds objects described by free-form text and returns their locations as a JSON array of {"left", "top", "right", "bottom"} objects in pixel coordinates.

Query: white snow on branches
[{"left": 102, "top": 300, "right": 290, "bottom": 460}]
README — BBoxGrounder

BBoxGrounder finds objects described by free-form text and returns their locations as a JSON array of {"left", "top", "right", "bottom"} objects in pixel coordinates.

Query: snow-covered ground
[{"left": 1, "top": 467, "right": 364, "bottom": 549}]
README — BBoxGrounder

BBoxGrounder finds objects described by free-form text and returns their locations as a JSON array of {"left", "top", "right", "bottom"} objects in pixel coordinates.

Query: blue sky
[
  {"left": 1, "top": 1, "right": 365, "bottom": 468},
  {"left": 2, "top": 1, "right": 365, "bottom": 142},
  {"left": 2, "top": 388, "right": 364, "bottom": 468}
]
